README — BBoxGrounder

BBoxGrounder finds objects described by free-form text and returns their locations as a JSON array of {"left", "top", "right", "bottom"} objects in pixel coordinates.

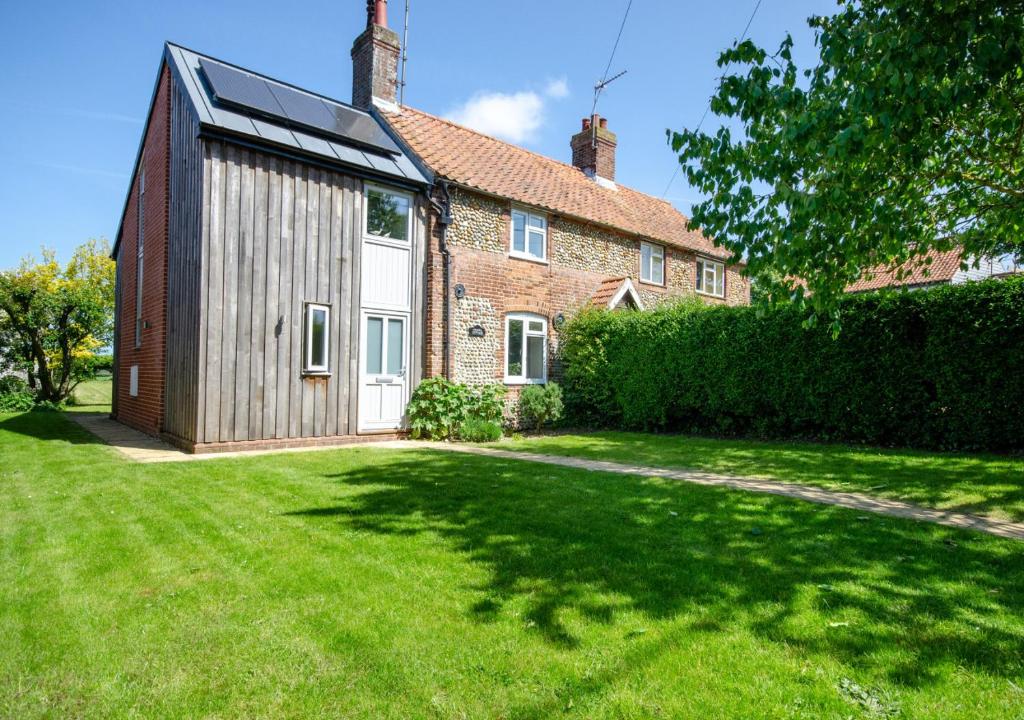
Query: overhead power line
[
  {"left": 661, "top": 0, "right": 764, "bottom": 199},
  {"left": 590, "top": 0, "right": 634, "bottom": 130}
]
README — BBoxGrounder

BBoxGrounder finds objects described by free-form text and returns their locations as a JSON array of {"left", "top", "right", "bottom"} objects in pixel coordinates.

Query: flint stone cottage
[{"left": 112, "top": 0, "right": 749, "bottom": 452}]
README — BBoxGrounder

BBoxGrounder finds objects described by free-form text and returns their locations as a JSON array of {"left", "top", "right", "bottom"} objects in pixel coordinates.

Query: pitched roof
[
  {"left": 165, "top": 43, "right": 427, "bottom": 186},
  {"left": 590, "top": 277, "right": 643, "bottom": 310},
  {"left": 847, "top": 248, "right": 964, "bottom": 292},
  {"left": 380, "top": 106, "right": 731, "bottom": 259}
]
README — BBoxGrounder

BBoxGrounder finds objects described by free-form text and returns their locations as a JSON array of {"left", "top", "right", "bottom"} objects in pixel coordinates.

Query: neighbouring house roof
[
  {"left": 847, "top": 248, "right": 964, "bottom": 292},
  {"left": 380, "top": 106, "right": 732, "bottom": 260},
  {"left": 591, "top": 277, "right": 644, "bottom": 310}
]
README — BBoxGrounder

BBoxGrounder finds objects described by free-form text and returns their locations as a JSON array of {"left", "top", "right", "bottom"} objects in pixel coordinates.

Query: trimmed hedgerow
[{"left": 560, "top": 276, "right": 1024, "bottom": 452}]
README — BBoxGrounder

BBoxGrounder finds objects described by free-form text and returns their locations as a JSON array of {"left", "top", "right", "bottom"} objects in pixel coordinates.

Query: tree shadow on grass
[
  {"left": 286, "top": 451, "right": 1024, "bottom": 689},
  {"left": 511, "top": 431, "right": 1024, "bottom": 521},
  {"left": 0, "top": 411, "right": 103, "bottom": 446}
]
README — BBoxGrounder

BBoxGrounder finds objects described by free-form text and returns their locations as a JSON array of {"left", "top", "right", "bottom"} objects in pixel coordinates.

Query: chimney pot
[
  {"left": 367, "top": 0, "right": 388, "bottom": 27},
  {"left": 570, "top": 114, "right": 617, "bottom": 181}
]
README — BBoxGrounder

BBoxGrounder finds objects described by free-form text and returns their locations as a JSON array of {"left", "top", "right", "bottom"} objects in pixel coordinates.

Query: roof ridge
[{"left": 393, "top": 104, "right": 681, "bottom": 213}]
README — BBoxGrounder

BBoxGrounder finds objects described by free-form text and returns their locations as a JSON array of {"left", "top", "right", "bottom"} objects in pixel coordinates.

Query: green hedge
[{"left": 560, "top": 276, "right": 1024, "bottom": 451}]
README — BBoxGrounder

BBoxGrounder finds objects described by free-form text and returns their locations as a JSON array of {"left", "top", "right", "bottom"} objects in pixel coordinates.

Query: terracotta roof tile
[
  {"left": 847, "top": 248, "right": 963, "bottom": 292},
  {"left": 382, "top": 106, "right": 730, "bottom": 259},
  {"left": 591, "top": 277, "right": 627, "bottom": 307}
]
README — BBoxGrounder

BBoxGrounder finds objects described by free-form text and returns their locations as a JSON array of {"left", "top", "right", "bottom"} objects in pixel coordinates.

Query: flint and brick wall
[
  {"left": 113, "top": 65, "right": 171, "bottom": 435},
  {"left": 427, "top": 185, "right": 749, "bottom": 389}
]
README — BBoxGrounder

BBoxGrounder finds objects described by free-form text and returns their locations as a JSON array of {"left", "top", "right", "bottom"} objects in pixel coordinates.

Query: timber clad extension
[
  {"left": 112, "top": 41, "right": 429, "bottom": 451},
  {"left": 112, "top": 1, "right": 749, "bottom": 450}
]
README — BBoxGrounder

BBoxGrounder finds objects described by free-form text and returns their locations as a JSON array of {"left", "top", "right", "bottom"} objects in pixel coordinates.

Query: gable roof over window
[
  {"left": 381, "top": 106, "right": 731, "bottom": 260},
  {"left": 591, "top": 277, "right": 644, "bottom": 310}
]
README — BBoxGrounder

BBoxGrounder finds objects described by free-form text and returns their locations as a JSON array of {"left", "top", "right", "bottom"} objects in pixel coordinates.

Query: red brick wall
[{"left": 113, "top": 65, "right": 171, "bottom": 436}]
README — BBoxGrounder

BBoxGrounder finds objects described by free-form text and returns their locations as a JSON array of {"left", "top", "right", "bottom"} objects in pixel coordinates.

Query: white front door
[{"left": 359, "top": 312, "right": 409, "bottom": 431}]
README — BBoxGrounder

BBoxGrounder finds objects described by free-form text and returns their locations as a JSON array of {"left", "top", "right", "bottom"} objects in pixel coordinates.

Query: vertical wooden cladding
[
  {"left": 164, "top": 78, "right": 203, "bottom": 442},
  {"left": 195, "top": 140, "right": 362, "bottom": 444}
]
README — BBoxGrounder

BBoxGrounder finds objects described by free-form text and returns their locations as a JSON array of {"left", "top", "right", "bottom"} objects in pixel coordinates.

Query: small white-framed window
[
  {"left": 304, "top": 303, "right": 331, "bottom": 374},
  {"left": 640, "top": 241, "right": 665, "bottom": 285},
  {"left": 696, "top": 258, "right": 725, "bottom": 297},
  {"left": 505, "top": 313, "right": 547, "bottom": 384},
  {"left": 510, "top": 208, "right": 547, "bottom": 262},
  {"left": 364, "top": 184, "right": 412, "bottom": 242}
]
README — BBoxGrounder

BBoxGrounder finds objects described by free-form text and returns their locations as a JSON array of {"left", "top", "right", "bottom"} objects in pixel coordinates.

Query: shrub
[
  {"left": 458, "top": 417, "right": 503, "bottom": 442},
  {"left": 407, "top": 378, "right": 507, "bottom": 441},
  {"left": 407, "top": 377, "right": 469, "bottom": 440},
  {"left": 0, "top": 375, "right": 35, "bottom": 413},
  {"left": 518, "top": 382, "right": 564, "bottom": 431},
  {"left": 559, "top": 276, "right": 1024, "bottom": 452}
]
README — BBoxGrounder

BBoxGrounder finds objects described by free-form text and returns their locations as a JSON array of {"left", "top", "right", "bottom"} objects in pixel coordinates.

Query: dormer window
[{"left": 510, "top": 208, "right": 547, "bottom": 263}]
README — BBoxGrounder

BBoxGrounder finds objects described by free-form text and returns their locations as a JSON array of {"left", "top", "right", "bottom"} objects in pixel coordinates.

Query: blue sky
[{"left": 0, "top": 0, "right": 835, "bottom": 269}]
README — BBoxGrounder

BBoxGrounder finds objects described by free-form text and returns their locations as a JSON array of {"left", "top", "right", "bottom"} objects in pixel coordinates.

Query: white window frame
[
  {"left": 640, "top": 241, "right": 665, "bottom": 285},
  {"left": 135, "top": 164, "right": 145, "bottom": 348},
  {"left": 363, "top": 183, "right": 413, "bottom": 246},
  {"left": 304, "top": 303, "right": 331, "bottom": 374},
  {"left": 504, "top": 312, "right": 548, "bottom": 385},
  {"left": 696, "top": 258, "right": 726, "bottom": 298},
  {"left": 509, "top": 207, "right": 548, "bottom": 263}
]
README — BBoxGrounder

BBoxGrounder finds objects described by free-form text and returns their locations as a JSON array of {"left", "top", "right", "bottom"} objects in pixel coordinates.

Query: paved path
[
  {"left": 63, "top": 415, "right": 1023, "bottom": 540},
  {"left": 402, "top": 442, "right": 1024, "bottom": 541}
]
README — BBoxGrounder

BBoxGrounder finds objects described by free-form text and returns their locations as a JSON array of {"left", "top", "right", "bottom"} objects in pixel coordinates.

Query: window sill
[
  {"left": 638, "top": 278, "right": 665, "bottom": 289},
  {"left": 504, "top": 378, "right": 547, "bottom": 386},
  {"left": 695, "top": 289, "right": 726, "bottom": 299},
  {"left": 302, "top": 371, "right": 333, "bottom": 378},
  {"left": 508, "top": 252, "right": 549, "bottom": 266}
]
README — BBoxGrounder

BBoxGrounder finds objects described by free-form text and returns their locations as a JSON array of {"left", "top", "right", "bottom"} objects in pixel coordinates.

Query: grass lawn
[
  {"left": 2, "top": 412, "right": 1023, "bottom": 719},
  {"left": 67, "top": 377, "right": 112, "bottom": 414},
  {"left": 497, "top": 431, "right": 1024, "bottom": 523}
]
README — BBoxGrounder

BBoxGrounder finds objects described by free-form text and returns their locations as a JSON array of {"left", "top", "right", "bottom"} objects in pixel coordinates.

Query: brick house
[
  {"left": 360, "top": 1, "right": 748, "bottom": 388},
  {"left": 110, "top": 0, "right": 747, "bottom": 451}
]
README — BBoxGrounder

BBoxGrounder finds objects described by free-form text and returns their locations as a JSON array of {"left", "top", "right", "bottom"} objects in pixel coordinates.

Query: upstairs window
[
  {"left": 505, "top": 313, "right": 547, "bottom": 384},
  {"left": 135, "top": 165, "right": 145, "bottom": 348},
  {"left": 640, "top": 242, "right": 665, "bottom": 285},
  {"left": 304, "top": 303, "right": 330, "bottom": 374},
  {"left": 510, "top": 208, "right": 547, "bottom": 262},
  {"left": 365, "top": 185, "right": 411, "bottom": 242},
  {"left": 696, "top": 258, "right": 725, "bottom": 297}
]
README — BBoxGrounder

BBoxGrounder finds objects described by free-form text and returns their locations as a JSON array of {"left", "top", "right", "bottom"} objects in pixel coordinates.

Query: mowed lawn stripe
[{"left": 2, "top": 412, "right": 1023, "bottom": 719}]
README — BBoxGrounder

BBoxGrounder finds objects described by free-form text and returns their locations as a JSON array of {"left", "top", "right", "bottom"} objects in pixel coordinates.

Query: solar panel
[{"left": 198, "top": 57, "right": 400, "bottom": 156}]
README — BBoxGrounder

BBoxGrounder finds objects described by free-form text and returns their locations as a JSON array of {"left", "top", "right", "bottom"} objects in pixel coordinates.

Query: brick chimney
[
  {"left": 351, "top": 0, "right": 400, "bottom": 110},
  {"left": 570, "top": 114, "right": 617, "bottom": 182}
]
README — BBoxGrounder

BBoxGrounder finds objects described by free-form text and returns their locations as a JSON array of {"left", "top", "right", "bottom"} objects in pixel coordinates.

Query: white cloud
[
  {"left": 545, "top": 77, "right": 569, "bottom": 99},
  {"left": 446, "top": 91, "right": 545, "bottom": 144}
]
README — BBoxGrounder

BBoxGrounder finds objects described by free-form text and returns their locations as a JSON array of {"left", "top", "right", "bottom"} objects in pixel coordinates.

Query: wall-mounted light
[
  {"left": 553, "top": 312, "right": 566, "bottom": 329},
  {"left": 454, "top": 283, "right": 466, "bottom": 299}
]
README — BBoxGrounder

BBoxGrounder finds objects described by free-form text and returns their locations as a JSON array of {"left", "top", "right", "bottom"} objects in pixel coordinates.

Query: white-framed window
[
  {"left": 510, "top": 208, "right": 547, "bottom": 262},
  {"left": 640, "top": 241, "right": 665, "bottom": 285},
  {"left": 696, "top": 258, "right": 725, "bottom": 297},
  {"left": 505, "top": 313, "right": 547, "bottom": 384},
  {"left": 304, "top": 303, "right": 331, "bottom": 374},
  {"left": 364, "top": 184, "right": 412, "bottom": 243},
  {"left": 135, "top": 164, "right": 145, "bottom": 348}
]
